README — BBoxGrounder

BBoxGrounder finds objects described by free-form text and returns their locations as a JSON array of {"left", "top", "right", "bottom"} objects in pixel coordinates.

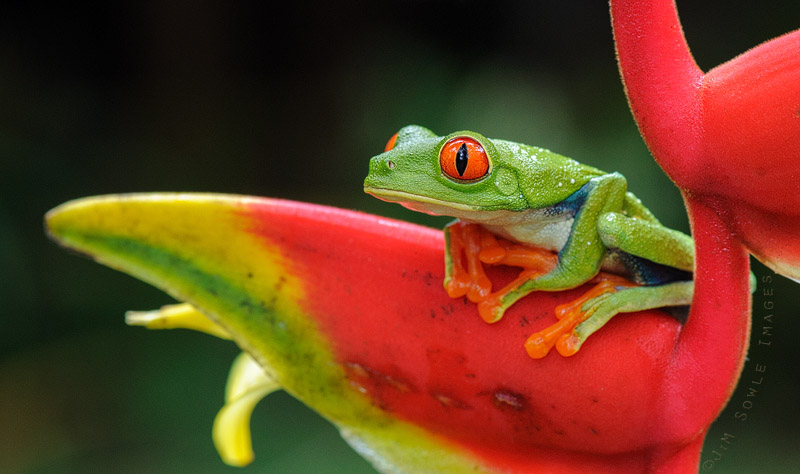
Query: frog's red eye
[
  {"left": 384, "top": 132, "right": 399, "bottom": 152},
  {"left": 439, "top": 137, "right": 489, "bottom": 181}
]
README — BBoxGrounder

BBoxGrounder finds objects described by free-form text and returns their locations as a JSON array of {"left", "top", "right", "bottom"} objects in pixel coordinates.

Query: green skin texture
[{"left": 364, "top": 125, "right": 695, "bottom": 347}]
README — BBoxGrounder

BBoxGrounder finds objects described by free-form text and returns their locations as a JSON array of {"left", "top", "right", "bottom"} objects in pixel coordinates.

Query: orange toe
[
  {"left": 527, "top": 276, "right": 637, "bottom": 358},
  {"left": 554, "top": 276, "right": 633, "bottom": 319},
  {"left": 525, "top": 311, "right": 584, "bottom": 359}
]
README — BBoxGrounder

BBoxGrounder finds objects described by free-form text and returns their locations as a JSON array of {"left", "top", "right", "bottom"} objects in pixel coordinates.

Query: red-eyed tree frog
[{"left": 364, "top": 125, "right": 695, "bottom": 358}]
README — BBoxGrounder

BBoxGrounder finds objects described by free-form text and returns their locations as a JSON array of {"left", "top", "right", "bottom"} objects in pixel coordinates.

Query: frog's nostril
[{"left": 386, "top": 160, "right": 396, "bottom": 170}]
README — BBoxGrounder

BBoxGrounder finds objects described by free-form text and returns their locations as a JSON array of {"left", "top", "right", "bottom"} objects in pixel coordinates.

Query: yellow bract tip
[
  {"left": 213, "top": 352, "right": 281, "bottom": 467},
  {"left": 125, "top": 303, "right": 232, "bottom": 340}
]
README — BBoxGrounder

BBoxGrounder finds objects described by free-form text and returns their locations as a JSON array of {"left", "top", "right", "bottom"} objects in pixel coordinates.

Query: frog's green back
[{"left": 489, "top": 138, "right": 606, "bottom": 209}]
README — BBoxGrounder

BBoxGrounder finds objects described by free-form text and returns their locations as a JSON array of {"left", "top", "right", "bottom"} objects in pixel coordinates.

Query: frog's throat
[{"left": 364, "top": 187, "right": 483, "bottom": 215}]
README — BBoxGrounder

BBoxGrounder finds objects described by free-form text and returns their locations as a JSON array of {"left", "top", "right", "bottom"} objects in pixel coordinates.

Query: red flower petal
[{"left": 47, "top": 195, "right": 749, "bottom": 473}]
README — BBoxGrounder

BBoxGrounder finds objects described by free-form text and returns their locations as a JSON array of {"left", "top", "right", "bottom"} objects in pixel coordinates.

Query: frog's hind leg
[
  {"left": 597, "top": 211, "right": 694, "bottom": 275},
  {"left": 557, "top": 280, "right": 693, "bottom": 356},
  {"left": 524, "top": 211, "right": 696, "bottom": 358},
  {"left": 524, "top": 279, "right": 693, "bottom": 358}
]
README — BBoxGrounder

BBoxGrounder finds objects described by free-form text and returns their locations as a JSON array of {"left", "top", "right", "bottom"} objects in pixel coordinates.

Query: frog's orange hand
[
  {"left": 444, "top": 222, "right": 492, "bottom": 301},
  {"left": 487, "top": 239, "right": 558, "bottom": 271},
  {"left": 444, "top": 222, "right": 557, "bottom": 308},
  {"left": 476, "top": 269, "right": 538, "bottom": 323},
  {"left": 478, "top": 241, "right": 559, "bottom": 324}
]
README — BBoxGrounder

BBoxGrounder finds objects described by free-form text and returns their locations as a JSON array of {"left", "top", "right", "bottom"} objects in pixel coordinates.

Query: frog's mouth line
[{"left": 363, "top": 186, "right": 482, "bottom": 214}]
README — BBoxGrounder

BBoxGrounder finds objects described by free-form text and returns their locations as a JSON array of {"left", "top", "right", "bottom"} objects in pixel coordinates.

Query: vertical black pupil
[{"left": 455, "top": 143, "right": 469, "bottom": 176}]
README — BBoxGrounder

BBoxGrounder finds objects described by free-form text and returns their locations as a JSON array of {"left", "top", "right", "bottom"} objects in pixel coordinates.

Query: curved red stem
[
  {"left": 612, "top": 0, "right": 754, "bottom": 456},
  {"left": 611, "top": 0, "right": 704, "bottom": 184}
]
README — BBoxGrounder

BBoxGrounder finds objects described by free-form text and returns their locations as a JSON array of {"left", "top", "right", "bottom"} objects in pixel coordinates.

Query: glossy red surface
[{"left": 243, "top": 199, "right": 744, "bottom": 473}]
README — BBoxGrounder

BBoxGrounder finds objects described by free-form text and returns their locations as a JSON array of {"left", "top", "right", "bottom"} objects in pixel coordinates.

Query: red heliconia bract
[
  {"left": 244, "top": 198, "right": 748, "bottom": 474},
  {"left": 46, "top": 192, "right": 745, "bottom": 474}
]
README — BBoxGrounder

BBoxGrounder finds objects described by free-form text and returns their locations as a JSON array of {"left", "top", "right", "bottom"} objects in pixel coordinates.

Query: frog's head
[{"left": 364, "top": 125, "right": 527, "bottom": 218}]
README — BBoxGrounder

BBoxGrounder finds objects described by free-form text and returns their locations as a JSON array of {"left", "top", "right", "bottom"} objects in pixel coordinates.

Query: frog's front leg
[
  {"left": 443, "top": 221, "right": 493, "bottom": 302},
  {"left": 478, "top": 173, "right": 629, "bottom": 323},
  {"left": 443, "top": 221, "right": 556, "bottom": 304}
]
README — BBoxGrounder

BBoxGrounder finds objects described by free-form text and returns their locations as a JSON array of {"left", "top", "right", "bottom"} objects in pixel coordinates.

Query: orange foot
[
  {"left": 477, "top": 269, "right": 542, "bottom": 323},
  {"left": 524, "top": 275, "right": 636, "bottom": 359},
  {"left": 444, "top": 222, "right": 557, "bottom": 308},
  {"left": 444, "top": 222, "right": 493, "bottom": 302}
]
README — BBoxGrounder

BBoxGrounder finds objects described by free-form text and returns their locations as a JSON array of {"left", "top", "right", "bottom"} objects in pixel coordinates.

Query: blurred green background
[{"left": 2, "top": 1, "right": 798, "bottom": 473}]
